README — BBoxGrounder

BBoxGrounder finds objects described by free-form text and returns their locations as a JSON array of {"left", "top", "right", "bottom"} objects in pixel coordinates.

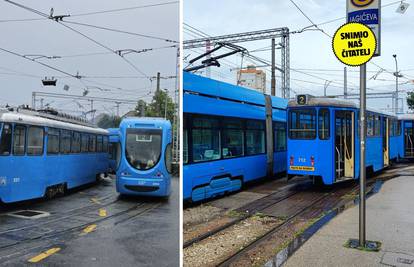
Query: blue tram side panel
[
  {"left": 183, "top": 72, "right": 288, "bottom": 202},
  {"left": 116, "top": 117, "right": 172, "bottom": 197},
  {"left": 0, "top": 108, "right": 109, "bottom": 203},
  {"left": 108, "top": 128, "right": 120, "bottom": 172},
  {"left": 287, "top": 95, "right": 403, "bottom": 185}
]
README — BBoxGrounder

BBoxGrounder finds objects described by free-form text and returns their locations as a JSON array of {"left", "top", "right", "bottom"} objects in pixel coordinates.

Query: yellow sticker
[
  {"left": 290, "top": 166, "right": 315, "bottom": 171},
  {"left": 332, "top": 22, "right": 377, "bottom": 67}
]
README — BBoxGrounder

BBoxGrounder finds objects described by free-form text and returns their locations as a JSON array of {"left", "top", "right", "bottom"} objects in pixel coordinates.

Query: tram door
[
  {"left": 405, "top": 121, "right": 414, "bottom": 157},
  {"left": 335, "top": 111, "right": 354, "bottom": 180},
  {"left": 383, "top": 118, "right": 390, "bottom": 167}
]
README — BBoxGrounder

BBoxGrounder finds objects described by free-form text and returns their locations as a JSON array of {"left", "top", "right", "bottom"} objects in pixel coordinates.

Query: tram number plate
[{"left": 290, "top": 166, "right": 315, "bottom": 171}]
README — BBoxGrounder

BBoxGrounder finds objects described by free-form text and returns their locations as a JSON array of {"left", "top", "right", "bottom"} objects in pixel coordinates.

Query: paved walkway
[{"left": 284, "top": 175, "right": 414, "bottom": 267}]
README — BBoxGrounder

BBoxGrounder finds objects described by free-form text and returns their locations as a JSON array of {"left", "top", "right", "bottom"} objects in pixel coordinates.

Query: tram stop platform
[{"left": 283, "top": 175, "right": 414, "bottom": 267}]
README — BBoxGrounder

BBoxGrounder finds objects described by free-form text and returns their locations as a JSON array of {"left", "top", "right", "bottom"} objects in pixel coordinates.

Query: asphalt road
[{"left": 0, "top": 176, "right": 179, "bottom": 267}]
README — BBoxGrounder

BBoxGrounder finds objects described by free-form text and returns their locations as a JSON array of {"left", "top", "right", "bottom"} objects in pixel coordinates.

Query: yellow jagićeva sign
[{"left": 332, "top": 22, "right": 377, "bottom": 67}]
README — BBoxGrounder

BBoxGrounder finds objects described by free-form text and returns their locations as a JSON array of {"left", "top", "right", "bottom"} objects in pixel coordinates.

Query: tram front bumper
[{"left": 116, "top": 176, "right": 170, "bottom": 197}]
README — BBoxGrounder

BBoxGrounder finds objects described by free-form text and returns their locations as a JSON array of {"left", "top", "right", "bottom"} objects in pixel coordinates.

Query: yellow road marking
[
  {"left": 90, "top": 198, "right": 101, "bottom": 204},
  {"left": 82, "top": 224, "right": 97, "bottom": 235},
  {"left": 28, "top": 247, "right": 61, "bottom": 263},
  {"left": 99, "top": 209, "right": 107, "bottom": 217}
]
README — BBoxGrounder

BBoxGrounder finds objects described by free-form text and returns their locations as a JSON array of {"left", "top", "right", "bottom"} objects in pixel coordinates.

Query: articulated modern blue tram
[
  {"left": 287, "top": 95, "right": 403, "bottom": 185},
  {"left": 0, "top": 108, "right": 109, "bottom": 203},
  {"left": 183, "top": 72, "right": 288, "bottom": 202},
  {"left": 116, "top": 117, "right": 172, "bottom": 197}
]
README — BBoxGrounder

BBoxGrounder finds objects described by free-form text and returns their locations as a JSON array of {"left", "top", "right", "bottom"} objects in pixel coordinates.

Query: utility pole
[
  {"left": 271, "top": 38, "right": 276, "bottom": 96},
  {"left": 164, "top": 89, "right": 168, "bottom": 119},
  {"left": 40, "top": 98, "right": 44, "bottom": 109},
  {"left": 156, "top": 72, "right": 161, "bottom": 116},
  {"left": 115, "top": 102, "right": 120, "bottom": 117},
  {"left": 359, "top": 63, "right": 367, "bottom": 247},
  {"left": 344, "top": 67, "right": 348, "bottom": 99},
  {"left": 206, "top": 40, "right": 211, "bottom": 78},
  {"left": 32, "top": 92, "right": 36, "bottom": 109}
]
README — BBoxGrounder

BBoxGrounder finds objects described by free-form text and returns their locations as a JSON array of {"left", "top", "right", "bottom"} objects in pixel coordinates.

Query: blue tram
[
  {"left": 287, "top": 95, "right": 403, "bottom": 184},
  {"left": 116, "top": 117, "right": 172, "bottom": 197},
  {"left": 398, "top": 114, "right": 414, "bottom": 159},
  {"left": 183, "top": 72, "right": 288, "bottom": 202},
  {"left": 0, "top": 108, "right": 109, "bottom": 203},
  {"left": 108, "top": 128, "right": 120, "bottom": 172}
]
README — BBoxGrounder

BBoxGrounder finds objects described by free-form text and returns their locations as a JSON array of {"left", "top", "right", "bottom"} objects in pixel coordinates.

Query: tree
[
  {"left": 96, "top": 114, "right": 122, "bottom": 129},
  {"left": 407, "top": 92, "right": 414, "bottom": 111},
  {"left": 135, "top": 89, "right": 176, "bottom": 122}
]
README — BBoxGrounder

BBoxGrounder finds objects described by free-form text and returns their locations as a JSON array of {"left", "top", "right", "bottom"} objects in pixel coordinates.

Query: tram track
[
  {"left": 0, "top": 201, "right": 161, "bottom": 253},
  {"left": 215, "top": 173, "right": 403, "bottom": 267},
  {"left": 183, "top": 181, "right": 312, "bottom": 248},
  {"left": 184, "top": 170, "right": 405, "bottom": 267}
]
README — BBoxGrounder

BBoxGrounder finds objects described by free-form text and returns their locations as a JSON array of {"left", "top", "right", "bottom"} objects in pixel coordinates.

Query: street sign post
[
  {"left": 330, "top": 0, "right": 382, "bottom": 251},
  {"left": 347, "top": 0, "right": 381, "bottom": 56}
]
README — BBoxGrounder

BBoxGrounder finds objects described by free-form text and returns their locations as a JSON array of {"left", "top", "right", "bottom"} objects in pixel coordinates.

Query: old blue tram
[
  {"left": 116, "top": 117, "right": 172, "bottom": 197},
  {"left": 287, "top": 95, "right": 403, "bottom": 185},
  {"left": 0, "top": 108, "right": 109, "bottom": 203},
  {"left": 398, "top": 114, "right": 414, "bottom": 159},
  {"left": 183, "top": 72, "right": 288, "bottom": 202}
]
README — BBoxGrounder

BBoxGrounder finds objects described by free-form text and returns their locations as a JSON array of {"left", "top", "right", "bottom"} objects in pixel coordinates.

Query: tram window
[
  {"left": 374, "top": 116, "right": 381, "bottom": 136},
  {"left": 367, "top": 114, "right": 374, "bottom": 137},
  {"left": 13, "top": 125, "right": 26, "bottom": 155},
  {"left": 60, "top": 130, "right": 71, "bottom": 154},
  {"left": 27, "top": 126, "right": 44, "bottom": 155},
  {"left": 165, "top": 143, "right": 172, "bottom": 173},
  {"left": 396, "top": 121, "right": 401, "bottom": 136},
  {"left": 126, "top": 129, "right": 162, "bottom": 170},
  {"left": 318, "top": 109, "right": 330, "bottom": 140},
  {"left": 102, "top": 136, "right": 108, "bottom": 153},
  {"left": 0, "top": 123, "right": 12, "bottom": 156},
  {"left": 47, "top": 128, "right": 60, "bottom": 154},
  {"left": 183, "top": 129, "right": 188, "bottom": 164},
  {"left": 222, "top": 119, "right": 244, "bottom": 158},
  {"left": 81, "top": 134, "right": 89, "bottom": 152},
  {"left": 288, "top": 109, "right": 316, "bottom": 139},
  {"left": 89, "top": 135, "right": 96, "bottom": 152},
  {"left": 274, "top": 122, "right": 286, "bottom": 152},
  {"left": 192, "top": 116, "right": 221, "bottom": 162},
  {"left": 72, "top": 132, "right": 81, "bottom": 153},
  {"left": 97, "top": 135, "right": 103, "bottom": 152},
  {"left": 246, "top": 119, "right": 265, "bottom": 155}
]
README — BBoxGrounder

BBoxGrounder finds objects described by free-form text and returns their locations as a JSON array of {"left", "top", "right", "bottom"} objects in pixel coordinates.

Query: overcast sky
[
  {"left": 184, "top": 0, "right": 414, "bottom": 113},
  {"left": 0, "top": 0, "right": 178, "bottom": 118}
]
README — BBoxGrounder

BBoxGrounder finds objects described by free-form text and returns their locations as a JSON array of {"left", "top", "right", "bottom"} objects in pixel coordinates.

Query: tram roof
[
  {"left": 120, "top": 117, "right": 171, "bottom": 128},
  {"left": 0, "top": 109, "right": 108, "bottom": 134},
  {"left": 288, "top": 97, "right": 396, "bottom": 118},
  {"left": 183, "top": 72, "right": 287, "bottom": 109},
  {"left": 398, "top": 113, "right": 414, "bottom": 120}
]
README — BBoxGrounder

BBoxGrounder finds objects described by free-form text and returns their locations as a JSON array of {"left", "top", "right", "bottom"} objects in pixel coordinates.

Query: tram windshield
[
  {"left": 0, "top": 123, "right": 12, "bottom": 155},
  {"left": 125, "top": 128, "right": 162, "bottom": 170},
  {"left": 289, "top": 108, "right": 317, "bottom": 139}
]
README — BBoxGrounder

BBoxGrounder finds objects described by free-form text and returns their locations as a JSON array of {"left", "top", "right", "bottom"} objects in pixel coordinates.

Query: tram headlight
[
  {"left": 290, "top": 156, "right": 294, "bottom": 166},
  {"left": 310, "top": 156, "right": 315, "bottom": 167}
]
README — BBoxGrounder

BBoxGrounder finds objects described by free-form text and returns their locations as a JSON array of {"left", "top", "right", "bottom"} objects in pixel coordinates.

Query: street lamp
[
  {"left": 393, "top": 54, "right": 399, "bottom": 113},
  {"left": 393, "top": 54, "right": 403, "bottom": 113}
]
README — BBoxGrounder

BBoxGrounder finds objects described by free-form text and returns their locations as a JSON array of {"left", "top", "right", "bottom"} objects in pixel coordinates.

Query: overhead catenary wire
[
  {"left": 0, "top": 0, "right": 178, "bottom": 22},
  {"left": 3, "top": 0, "right": 150, "bottom": 79}
]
